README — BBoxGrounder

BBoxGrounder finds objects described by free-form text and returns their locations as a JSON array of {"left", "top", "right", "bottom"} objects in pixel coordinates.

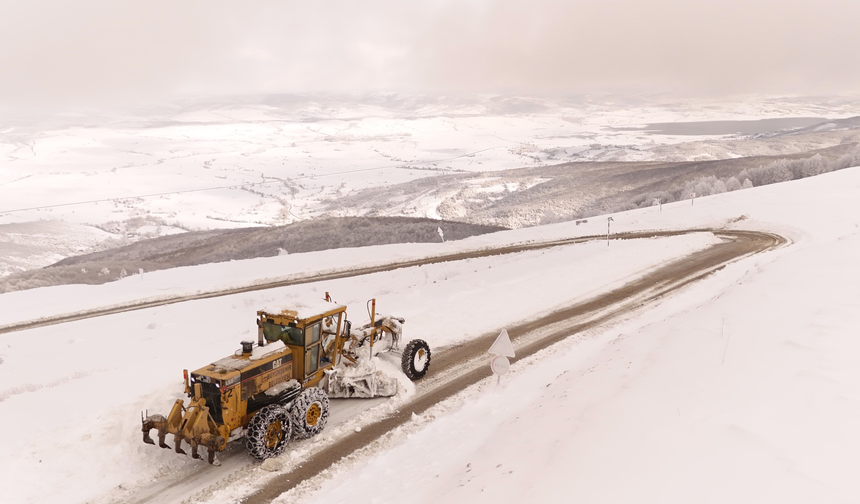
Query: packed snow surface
[
  {"left": 274, "top": 169, "right": 860, "bottom": 504},
  {"left": 1, "top": 164, "right": 860, "bottom": 503},
  {"left": 0, "top": 226, "right": 719, "bottom": 504}
]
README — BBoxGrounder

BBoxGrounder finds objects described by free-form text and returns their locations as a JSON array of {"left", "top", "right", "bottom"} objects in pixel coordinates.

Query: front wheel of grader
[{"left": 401, "top": 339, "right": 431, "bottom": 380}]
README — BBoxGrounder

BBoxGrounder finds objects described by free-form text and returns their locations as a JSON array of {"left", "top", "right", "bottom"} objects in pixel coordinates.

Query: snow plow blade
[{"left": 324, "top": 367, "right": 398, "bottom": 398}]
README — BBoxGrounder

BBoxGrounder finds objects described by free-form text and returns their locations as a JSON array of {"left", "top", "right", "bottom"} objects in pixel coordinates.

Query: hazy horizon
[{"left": 2, "top": 0, "right": 860, "bottom": 117}]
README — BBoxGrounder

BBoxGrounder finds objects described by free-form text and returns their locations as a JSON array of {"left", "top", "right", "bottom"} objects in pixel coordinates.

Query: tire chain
[
  {"left": 401, "top": 339, "right": 431, "bottom": 380},
  {"left": 290, "top": 388, "right": 330, "bottom": 440},
  {"left": 246, "top": 404, "right": 292, "bottom": 459}
]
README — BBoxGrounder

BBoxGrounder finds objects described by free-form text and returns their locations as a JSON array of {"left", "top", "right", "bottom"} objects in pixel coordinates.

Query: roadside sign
[
  {"left": 491, "top": 355, "right": 510, "bottom": 375},
  {"left": 488, "top": 329, "right": 515, "bottom": 358}
]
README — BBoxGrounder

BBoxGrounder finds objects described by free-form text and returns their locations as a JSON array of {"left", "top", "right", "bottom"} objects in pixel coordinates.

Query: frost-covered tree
[{"left": 725, "top": 177, "right": 742, "bottom": 192}]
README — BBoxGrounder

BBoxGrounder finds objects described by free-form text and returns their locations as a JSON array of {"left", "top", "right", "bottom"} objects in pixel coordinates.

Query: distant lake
[{"left": 610, "top": 117, "right": 828, "bottom": 136}]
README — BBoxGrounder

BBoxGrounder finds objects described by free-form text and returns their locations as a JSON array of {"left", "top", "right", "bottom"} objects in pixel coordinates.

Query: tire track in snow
[
  {"left": 241, "top": 229, "right": 786, "bottom": 503},
  {"left": 1, "top": 228, "right": 785, "bottom": 504}
]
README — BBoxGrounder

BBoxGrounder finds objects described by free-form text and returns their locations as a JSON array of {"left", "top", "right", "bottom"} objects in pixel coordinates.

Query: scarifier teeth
[
  {"left": 142, "top": 413, "right": 170, "bottom": 449},
  {"left": 175, "top": 438, "right": 186, "bottom": 455}
]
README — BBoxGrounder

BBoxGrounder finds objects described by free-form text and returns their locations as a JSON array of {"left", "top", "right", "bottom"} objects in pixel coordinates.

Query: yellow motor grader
[{"left": 141, "top": 296, "right": 431, "bottom": 465}]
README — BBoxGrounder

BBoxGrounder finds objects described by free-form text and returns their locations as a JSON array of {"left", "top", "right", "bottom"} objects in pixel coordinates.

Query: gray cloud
[{"left": 2, "top": 0, "right": 859, "bottom": 113}]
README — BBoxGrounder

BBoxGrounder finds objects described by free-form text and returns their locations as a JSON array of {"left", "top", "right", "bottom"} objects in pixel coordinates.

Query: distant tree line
[{"left": 615, "top": 145, "right": 860, "bottom": 211}]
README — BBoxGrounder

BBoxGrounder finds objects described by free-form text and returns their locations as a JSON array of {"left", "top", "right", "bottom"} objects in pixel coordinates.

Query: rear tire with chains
[
  {"left": 246, "top": 404, "right": 292, "bottom": 460},
  {"left": 401, "top": 339, "right": 431, "bottom": 380},
  {"left": 290, "top": 387, "right": 330, "bottom": 440}
]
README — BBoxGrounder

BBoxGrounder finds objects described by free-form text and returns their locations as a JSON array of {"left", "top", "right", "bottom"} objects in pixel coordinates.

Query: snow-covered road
[
  {"left": 1, "top": 225, "right": 723, "bottom": 504},
  {"left": 242, "top": 230, "right": 783, "bottom": 504},
  {"left": 2, "top": 165, "right": 860, "bottom": 504}
]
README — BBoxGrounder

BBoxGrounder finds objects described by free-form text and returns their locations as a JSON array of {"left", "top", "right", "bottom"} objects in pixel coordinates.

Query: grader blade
[{"left": 325, "top": 368, "right": 398, "bottom": 398}]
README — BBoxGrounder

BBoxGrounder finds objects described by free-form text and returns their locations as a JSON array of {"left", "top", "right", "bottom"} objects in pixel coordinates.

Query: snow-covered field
[
  {"left": 3, "top": 95, "right": 860, "bottom": 275},
  {"left": 1, "top": 156, "right": 859, "bottom": 503}
]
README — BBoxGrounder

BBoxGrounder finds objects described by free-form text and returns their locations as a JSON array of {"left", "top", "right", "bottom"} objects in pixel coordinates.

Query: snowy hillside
[
  {"left": 3, "top": 94, "right": 860, "bottom": 278},
  {"left": 1, "top": 161, "right": 859, "bottom": 503}
]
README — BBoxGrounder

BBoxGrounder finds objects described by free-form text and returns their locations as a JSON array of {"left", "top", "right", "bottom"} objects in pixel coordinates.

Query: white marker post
[
  {"left": 488, "top": 329, "right": 515, "bottom": 386},
  {"left": 606, "top": 216, "right": 614, "bottom": 246},
  {"left": 691, "top": 192, "right": 696, "bottom": 206},
  {"left": 437, "top": 226, "right": 445, "bottom": 243}
]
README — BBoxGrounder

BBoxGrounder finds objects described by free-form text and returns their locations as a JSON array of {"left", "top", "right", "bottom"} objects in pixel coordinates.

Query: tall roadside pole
[{"left": 607, "top": 216, "right": 614, "bottom": 246}]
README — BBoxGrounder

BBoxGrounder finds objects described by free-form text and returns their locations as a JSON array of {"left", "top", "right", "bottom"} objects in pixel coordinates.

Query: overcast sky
[{"left": 2, "top": 0, "right": 860, "bottom": 113}]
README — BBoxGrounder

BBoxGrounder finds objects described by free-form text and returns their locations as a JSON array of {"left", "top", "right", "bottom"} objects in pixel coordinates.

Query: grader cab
[{"left": 142, "top": 296, "right": 431, "bottom": 464}]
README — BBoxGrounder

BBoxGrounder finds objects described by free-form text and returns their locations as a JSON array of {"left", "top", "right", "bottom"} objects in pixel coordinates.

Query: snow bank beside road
[
  {"left": 0, "top": 216, "right": 714, "bottom": 329},
  {"left": 289, "top": 168, "right": 860, "bottom": 504}
]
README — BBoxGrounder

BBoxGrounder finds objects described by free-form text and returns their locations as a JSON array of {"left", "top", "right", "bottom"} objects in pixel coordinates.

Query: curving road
[
  {"left": 245, "top": 229, "right": 785, "bottom": 503},
  {"left": 1, "top": 228, "right": 734, "bottom": 336},
  {"left": 6, "top": 228, "right": 785, "bottom": 504}
]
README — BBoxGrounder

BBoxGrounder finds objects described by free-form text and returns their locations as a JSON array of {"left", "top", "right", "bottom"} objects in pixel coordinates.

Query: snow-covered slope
[
  {"left": 3, "top": 95, "right": 860, "bottom": 278},
  {"left": 0, "top": 221, "right": 116, "bottom": 275},
  {"left": 270, "top": 168, "right": 860, "bottom": 504},
  {"left": 1, "top": 164, "right": 859, "bottom": 503},
  {"left": 3, "top": 95, "right": 859, "bottom": 230}
]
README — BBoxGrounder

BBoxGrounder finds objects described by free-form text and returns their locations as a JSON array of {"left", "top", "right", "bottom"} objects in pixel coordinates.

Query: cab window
[
  {"left": 261, "top": 322, "right": 303, "bottom": 346},
  {"left": 305, "top": 323, "right": 321, "bottom": 346},
  {"left": 284, "top": 326, "right": 303, "bottom": 346}
]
